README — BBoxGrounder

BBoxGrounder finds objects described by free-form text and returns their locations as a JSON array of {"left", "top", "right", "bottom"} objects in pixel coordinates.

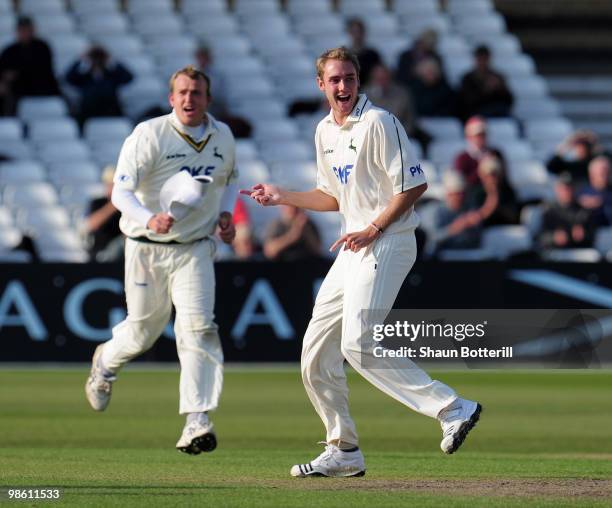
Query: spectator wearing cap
[
  {"left": 430, "top": 171, "right": 482, "bottom": 252},
  {"left": 458, "top": 45, "right": 513, "bottom": 122},
  {"left": 466, "top": 153, "right": 520, "bottom": 227},
  {"left": 453, "top": 116, "right": 504, "bottom": 187},
  {"left": 578, "top": 156, "right": 612, "bottom": 226},
  {"left": 83, "top": 165, "right": 122, "bottom": 262},
  {"left": 538, "top": 172, "right": 594, "bottom": 250},
  {"left": 546, "top": 131, "right": 598, "bottom": 186},
  {"left": 65, "top": 45, "right": 133, "bottom": 125},
  {"left": 0, "top": 16, "right": 60, "bottom": 115},
  {"left": 346, "top": 17, "right": 382, "bottom": 87}
]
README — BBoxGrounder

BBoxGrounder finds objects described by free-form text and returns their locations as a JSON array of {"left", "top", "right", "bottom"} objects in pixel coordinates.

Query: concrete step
[
  {"left": 546, "top": 76, "right": 612, "bottom": 95},
  {"left": 559, "top": 100, "right": 612, "bottom": 118},
  {"left": 572, "top": 120, "right": 612, "bottom": 136}
]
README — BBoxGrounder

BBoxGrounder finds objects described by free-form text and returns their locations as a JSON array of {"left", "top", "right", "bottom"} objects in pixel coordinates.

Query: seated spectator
[
  {"left": 408, "top": 57, "right": 457, "bottom": 118},
  {"left": 66, "top": 45, "right": 132, "bottom": 125},
  {"left": 263, "top": 205, "right": 321, "bottom": 261},
  {"left": 232, "top": 197, "right": 256, "bottom": 259},
  {"left": 396, "top": 29, "right": 443, "bottom": 87},
  {"left": 194, "top": 44, "right": 251, "bottom": 138},
  {"left": 538, "top": 172, "right": 594, "bottom": 250},
  {"left": 578, "top": 155, "right": 612, "bottom": 226},
  {"left": 364, "top": 63, "right": 431, "bottom": 154},
  {"left": 458, "top": 45, "right": 513, "bottom": 121},
  {"left": 466, "top": 154, "right": 520, "bottom": 226},
  {"left": 546, "top": 131, "right": 597, "bottom": 185},
  {"left": 346, "top": 17, "right": 382, "bottom": 87},
  {"left": 453, "top": 116, "right": 503, "bottom": 187},
  {"left": 83, "top": 165, "right": 122, "bottom": 262},
  {"left": 431, "top": 171, "right": 482, "bottom": 252},
  {"left": 0, "top": 16, "right": 60, "bottom": 115}
]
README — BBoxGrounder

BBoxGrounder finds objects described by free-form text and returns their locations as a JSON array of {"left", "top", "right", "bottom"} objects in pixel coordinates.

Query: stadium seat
[
  {"left": 59, "top": 183, "right": 106, "bottom": 207},
  {"left": 133, "top": 15, "right": 183, "bottom": 39},
  {"left": 48, "top": 162, "right": 100, "bottom": 186},
  {"left": 84, "top": 117, "right": 132, "bottom": 143},
  {"left": 119, "top": 78, "right": 166, "bottom": 119},
  {"left": 428, "top": 140, "right": 466, "bottom": 169},
  {"left": 28, "top": 118, "right": 79, "bottom": 143},
  {"left": 287, "top": 0, "right": 332, "bottom": 16},
  {"left": 482, "top": 225, "right": 533, "bottom": 259},
  {"left": 0, "top": 118, "right": 23, "bottom": 140},
  {"left": 398, "top": 13, "right": 450, "bottom": 36},
  {"left": 0, "top": 140, "right": 34, "bottom": 159},
  {"left": 3, "top": 183, "right": 59, "bottom": 207},
  {"left": 513, "top": 98, "right": 561, "bottom": 120},
  {"left": 80, "top": 14, "right": 129, "bottom": 36},
  {"left": 447, "top": 0, "right": 493, "bottom": 16},
  {"left": 436, "top": 248, "right": 495, "bottom": 261},
  {"left": 0, "top": 14, "right": 15, "bottom": 38},
  {"left": 181, "top": 0, "right": 227, "bottom": 13},
  {"left": 0, "top": 226, "right": 23, "bottom": 251},
  {"left": 594, "top": 227, "right": 612, "bottom": 259},
  {"left": 0, "top": 206, "right": 13, "bottom": 227},
  {"left": 499, "top": 140, "right": 534, "bottom": 163},
  {"left": 185, "top": 14, "right": 240, "bottom": 38},
  {"left": 19, "top": 0, "right": 65, "bottom": 15},
  {"left": 236, "top": 140, "right": 260, "bottom": 162},
  {"left": 540, "top": 249, "right": 601, "bottom": 263},
  {"left": 520, "top": 204, "right": 544, "bottom": 238},
  {"left": 33, "top": 14, "right": 76, "bottom": 37},
  {"left": 234, "top": 0, "right": 280, "bottom": 16},
  {"left": 95, "top": 34, "right": 144, "bottom": 59},
  {"left": 295, "top": 15, "right": 345, "bottom": 37},
  {"left": 127, "top": 0, "right": 174, "bottom": 16},
  {"left": 238, "top": 160, "right": 271, "bottom": 188},
  {"left": 260, "top": 140, "right": 312, "bottom": 164},
  {"left": 72, "top": 0, "right": 120, "bottom": 17},
  {"left": 90, "top": 139, "right": 125, "bottom": 167},
  {"left": 338, "top": 0, "right": 385, "bottom": 15},
  {"left": 18, "top": 97, "right": 68, "bottom": 119},
  {"left": 525, "top": 118, "right": 573, "bottom": 145},
  {"left": 17, "top": 205, "right": 72, "bottom": 231},
  {"left": 39, "top": 140, "right": 92, "bottom": 165},
  {"left": 507, "top": 75, "right": 548, "bottom": 99},
  {"left": 393, "top": 0, "right": 439, "bottom": 16},
  {"left": 493, "top": 54, "right": 536, "bottom": 77},
  {"left": 34, "top": 228, "right": 88, "bottom": 262},
  {"left": 0, "top": 161, "right": 46, "bottom": 184},
  {"left": 420, "top": 117, "right": 463, "bottom": 140}
]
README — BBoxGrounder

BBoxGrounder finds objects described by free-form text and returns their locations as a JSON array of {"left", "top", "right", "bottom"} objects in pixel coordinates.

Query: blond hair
[
  {"left": 169, "top": 65, "right": 211, "bottom": 96},
  {"left": 316, "top": 47, "right": 360, "bottom": 80}
]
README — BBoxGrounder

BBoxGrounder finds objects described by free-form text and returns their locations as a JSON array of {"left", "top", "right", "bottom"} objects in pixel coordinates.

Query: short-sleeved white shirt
[
  {"left": 315, "top": 94, "right": 427, "bottom": 235},
  {"left": 113, "top": 110, "right": 238, "bottom": 243}
]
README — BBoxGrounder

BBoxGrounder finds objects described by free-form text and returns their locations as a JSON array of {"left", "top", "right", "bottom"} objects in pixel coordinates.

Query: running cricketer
[
  {"left": 241, "top": 47, "right": 482, "bottom": 477},
  {"left": 85, "top": 66, "right": 238, "bottom": 455}
]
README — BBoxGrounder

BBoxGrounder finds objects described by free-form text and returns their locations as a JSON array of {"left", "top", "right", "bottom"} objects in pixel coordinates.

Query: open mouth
[
  {"left": 184, "top": 106, "right": 196, "bottom": 114},
  {"left": 337, "top": 94, "right": 351, "bottom": 104}
]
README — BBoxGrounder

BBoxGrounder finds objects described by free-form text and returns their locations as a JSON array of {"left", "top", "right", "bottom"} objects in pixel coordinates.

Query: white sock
[{"left": 187, "top": 412, "right": 209, "bottom": 425}]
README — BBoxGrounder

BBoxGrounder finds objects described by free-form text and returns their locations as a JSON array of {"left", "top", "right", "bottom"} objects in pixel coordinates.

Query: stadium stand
[{"left": 1, "top": 0, "right": 606, "bottom": 263}]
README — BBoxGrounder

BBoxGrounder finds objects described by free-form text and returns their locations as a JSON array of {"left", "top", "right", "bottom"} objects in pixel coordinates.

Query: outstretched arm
[{"left": 240, "top": 184, "right": 338, "bottom": 212}]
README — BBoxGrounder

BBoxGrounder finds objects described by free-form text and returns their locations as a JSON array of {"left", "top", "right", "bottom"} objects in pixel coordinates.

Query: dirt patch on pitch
[{"left": 274, "top": 478, "right": 612, "bottom": 499}]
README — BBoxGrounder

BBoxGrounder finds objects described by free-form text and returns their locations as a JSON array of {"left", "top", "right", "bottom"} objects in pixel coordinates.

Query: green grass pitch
[{"left": 1, "top": 367, "right": 611, "bottom": 507}]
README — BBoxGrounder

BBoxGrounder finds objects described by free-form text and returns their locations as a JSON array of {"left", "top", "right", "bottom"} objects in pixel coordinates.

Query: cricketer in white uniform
[
  {"left": 85, "top": 66, "right": 238, "bottom": 456},
  {"left": 242, "top": 48, "right": 482, "bottom": 477}
]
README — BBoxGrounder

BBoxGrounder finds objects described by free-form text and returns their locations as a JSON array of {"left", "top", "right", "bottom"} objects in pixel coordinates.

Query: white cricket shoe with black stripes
[
  {"left": 438, "top": 398, "right": 482, "bottom": 454},
  {"left": 290, "top": 443, "right": 366, "bottom": 478}
]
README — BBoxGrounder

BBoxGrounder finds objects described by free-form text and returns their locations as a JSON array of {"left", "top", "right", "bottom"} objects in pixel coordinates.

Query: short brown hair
[
  {"left": 169, "top": 65, "right": 211, "bottom": 97},
  {"left": 316, "top": 46, "right": 360, "bottom": 80}
]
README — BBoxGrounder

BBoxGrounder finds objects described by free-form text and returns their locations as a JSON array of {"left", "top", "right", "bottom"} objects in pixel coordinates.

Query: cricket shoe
[
  {"left": 290, "top": 443, "right": 366, "bottom": 478},
  {"left": 438, "top": 398, "right": 482, "bottom": 454},
  {"left": 85, "top": 344, "right": 116, "bottom": 411},
  {"left": 176, "top": 421, "right": 217, "bottom": 455}
]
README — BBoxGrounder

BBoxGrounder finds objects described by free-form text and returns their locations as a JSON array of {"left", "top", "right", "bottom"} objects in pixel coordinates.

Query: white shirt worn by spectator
[
  {"left": 315, "top": 94, "right": 426, "bottom": 235},
  {"left": 112, "top": 110, "right": 238, "bottom": 243}
]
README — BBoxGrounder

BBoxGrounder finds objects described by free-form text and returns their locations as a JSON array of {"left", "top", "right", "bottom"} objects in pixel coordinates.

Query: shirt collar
[
  {"left": 325, "top": 94, "right": 370, "bottom": 127},
  {"left": 169, "top": 109, "right": 218, "bottom": 139}
]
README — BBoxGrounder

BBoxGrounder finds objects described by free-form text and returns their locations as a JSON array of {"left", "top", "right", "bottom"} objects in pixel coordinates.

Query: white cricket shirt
[
  {"left": 113, "top": 110, "right": 238, "bottom": 243},
  {"left": 315, "top": 94, "right": 427, "bottom": 235}
]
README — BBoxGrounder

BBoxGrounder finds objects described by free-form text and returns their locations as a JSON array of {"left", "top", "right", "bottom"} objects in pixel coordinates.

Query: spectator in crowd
[
  {"left": 346, "top": 17, "right": 382, "bottom": 87},
  {"left": 83, "top": 165, "right": 122, "bottom": 262},
  {"left": 458, "top": 45, "right": 513, "bottom": 121},
  {"left": 66, "top": 45, "right": 132, "bottom": 125},
  {"left": 194, "top": 44, "right": 251, "bottom": 138},
  {"left": 453, "top": 116, "right": 503, "bottom": 187},
  {"left": 408, "top": 57, "right": 457, "bottom": 118},
  {"left": 546, "top": 131, "right": 598, "bottom": 185},
  {"left": 431, "top": 171, "right": 482, "bottom": 252},
  {"left": 538, "top": 172, "right": 594, "bottom": 249},
  {"left": 263, "top": 205, "right": 321, "bottom": 261},
  {"left": 232, "top": 197, "right": 256, "bottom": 259},
  {"left": 0, "top": 16, "right": 60, "bottom": 115},
  {"left": 364, "top": 63, "right": 431, "bottom": 154},
  {"left": 396, "top": 29, "right": 443, "bottom": 87},
  {"left": 466, "top": 153, "right": 520, "bottom": 226},
  {"left": 578, "top": 155, "right": 612, "bottom": 226}
]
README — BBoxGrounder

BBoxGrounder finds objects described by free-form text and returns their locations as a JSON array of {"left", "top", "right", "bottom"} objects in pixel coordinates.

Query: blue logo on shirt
[
  {"left": 332, "top": 164, "right": 353, "bottom": 184},
  {"left": 409, "top": 164, "right": 423, "bottom": 177},
  {"left": 180, "top": 165, "right": 215, "bottom": 177}
]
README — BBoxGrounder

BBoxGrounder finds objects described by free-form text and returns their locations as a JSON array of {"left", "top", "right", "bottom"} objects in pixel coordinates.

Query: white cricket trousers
[
  {"left": 302, "top": 231, "right": 457, "bottom": 447},
  {"left": 101, "top": 237, "right": 223, "bottom": 415}
]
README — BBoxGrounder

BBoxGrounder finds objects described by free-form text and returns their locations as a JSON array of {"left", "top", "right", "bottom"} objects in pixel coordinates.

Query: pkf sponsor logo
[
  {"left": 332, "top": 164, "right": 353, "bottom": 184},
  {"left": 180, "top": 165, "right": 215, "bottom": 177},
  {"left": 409, "top": 164, "right": 423, "bottom": 177}
]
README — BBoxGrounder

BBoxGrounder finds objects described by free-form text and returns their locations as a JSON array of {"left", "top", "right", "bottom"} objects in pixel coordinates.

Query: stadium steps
[{"left": 546, "top": 75, "right": 612, "bottom": 150}]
